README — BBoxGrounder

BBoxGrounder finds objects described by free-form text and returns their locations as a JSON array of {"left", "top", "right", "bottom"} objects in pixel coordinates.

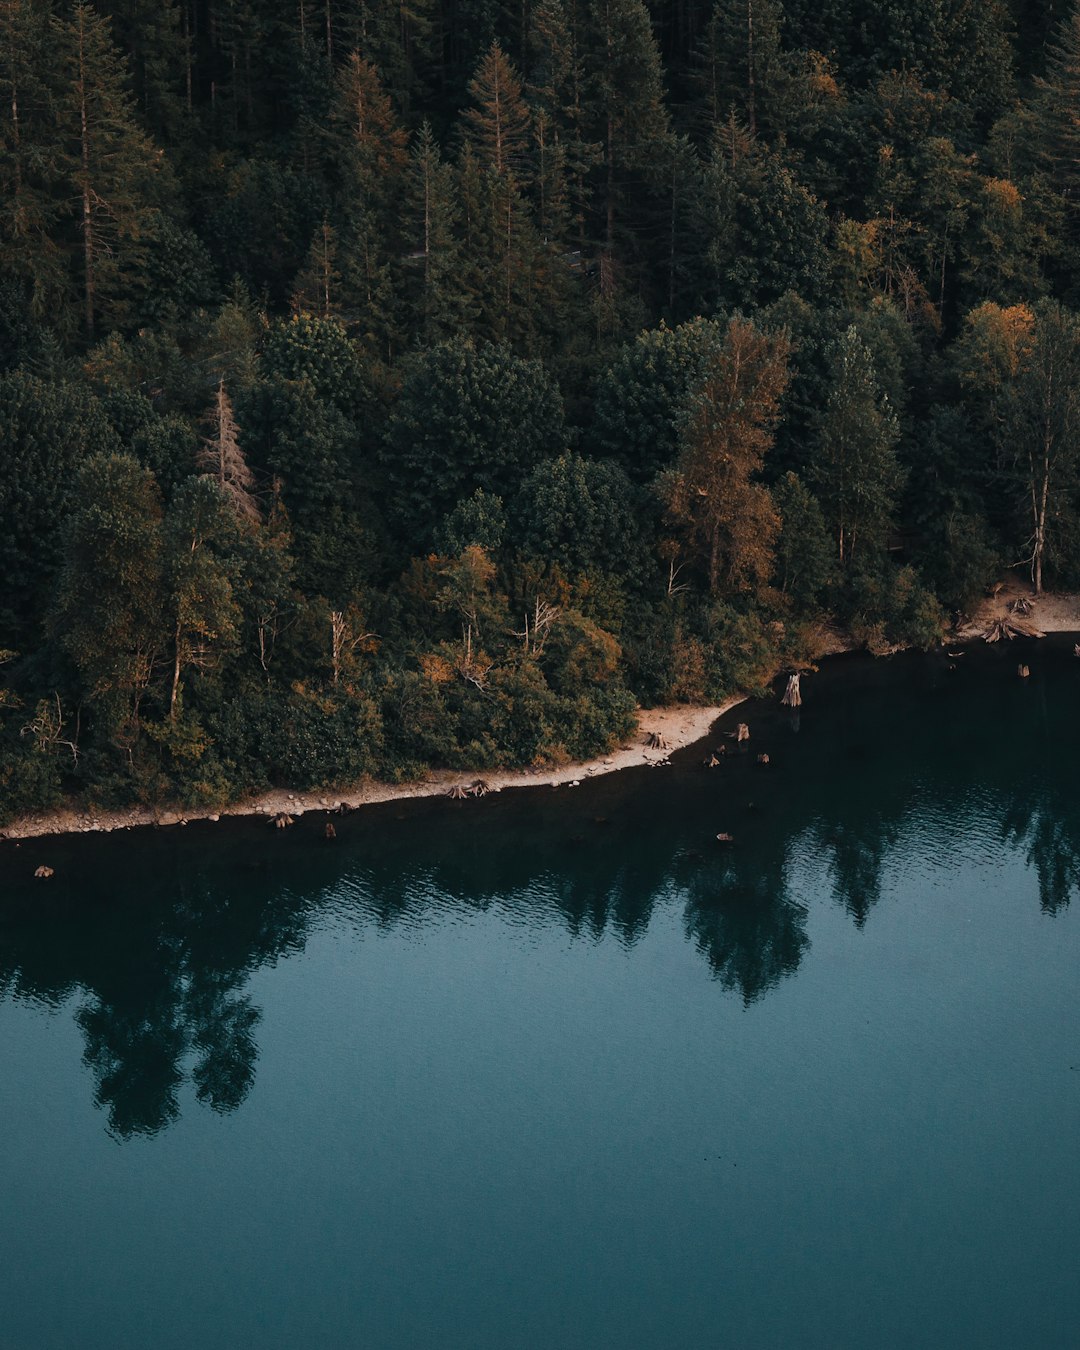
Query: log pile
[{"left": 982, "top": 617, "right": 1045, "bottom": 642}]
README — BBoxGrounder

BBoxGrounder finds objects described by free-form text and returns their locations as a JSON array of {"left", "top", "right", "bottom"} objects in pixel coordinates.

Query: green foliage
[
  {"left": 3, "top": 0, "right": 1080, "bottom": 820},
  {"left": 590, "top": 317, "right": 728, "bottom": 481},
  {"left": 0, "top": 373, "right": 119, "bottom": 642},
  {"left": 382, "top": 340, "right": 565, "bottom": 535},
  {"left": 774, "top": 473, "right": 834, "bottom": 612},
  {"left": 513, "top": 454, "right": 648, "bottom": 580},
  {"left": 813, "top": 325, "right": 904, "bottom": 567}
]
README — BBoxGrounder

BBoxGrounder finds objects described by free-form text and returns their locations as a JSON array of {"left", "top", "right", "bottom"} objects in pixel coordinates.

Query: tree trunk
[
  {"left": 170, "top": 620, "right": 182, "bottom": 718},
  {"left": 76, "top": 11, "right": 95, "bottom": 337}
]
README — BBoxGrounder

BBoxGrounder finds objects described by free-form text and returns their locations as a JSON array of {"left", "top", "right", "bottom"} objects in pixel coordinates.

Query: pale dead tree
[
  {"left": 457, "top": 624, "right": 493, "bottom": 692},
  {"left": 666, "top": 558, "right": 691, "bottom": 597},
  {"left": 513, "top": 598, "right": 560, "bottom": 655},
  {"left": 198, "top": 379, "right": 260, "bottom": 522},
  {"left": 330, "top": 606, "right": 378, "bottom": 686},
  {"left": 21, "top": 694, "right": 80, "bottom": 763}
]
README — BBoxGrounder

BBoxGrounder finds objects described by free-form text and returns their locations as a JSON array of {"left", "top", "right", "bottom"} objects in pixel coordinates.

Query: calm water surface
[{"left": 2, "top": 644, "right": 1079, "bottom": 1349}]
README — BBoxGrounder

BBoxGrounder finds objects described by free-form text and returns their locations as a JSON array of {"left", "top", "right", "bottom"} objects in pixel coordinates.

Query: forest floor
[{"left": 5, "top": 585, "right": 1078, "bottom": 846}]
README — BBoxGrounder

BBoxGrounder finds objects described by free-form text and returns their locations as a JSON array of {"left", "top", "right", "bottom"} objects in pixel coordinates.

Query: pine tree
[
  {"left": 695, "top": 0, "right": 786, "bottom": 139},
  {"left": 585, "top": 0, "right": 670, "bottom": 250},
  {"left": 661, "top": 317, "right": 789, "bottom": 594},
  {"left": 403, "top": 121, "right": 471, "bottom": 340},
  {"left": 0, "top": 0, "right": 66, "bottom": 318},
  {"left": 327, "top": 50, "right": 408, "bottom": 352},
  {"left": 813, "top": 326, "right": 903, "bottom": 566},
  {"left": 463, "top": 41, "right": 532, "bottom": 180},
  {"left": 54, "top": 2, "right": 168, "bottom": 338},
  {"left": 291, "top": 217, "right": 344, "bottom": 319},
  {"left": 1035, "top": 4, "right": 1080, "bottom": 203},
  {"left": 162, "top": 476, "right": 242, "bottom": 718},
  {"left": 527, "top": 0, "right": 600, "bottom": 248},
  {"left": 459, "top": 42, "right": 544, "bottom": 342}
]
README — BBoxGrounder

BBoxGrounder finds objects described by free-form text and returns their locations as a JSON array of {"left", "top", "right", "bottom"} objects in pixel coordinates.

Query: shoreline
[
  {"left": 5, "top": 578, "right": 1079, "bottom": 847},
  {"left": 0, "top": 699, "right": 745, "bottom": 845}
]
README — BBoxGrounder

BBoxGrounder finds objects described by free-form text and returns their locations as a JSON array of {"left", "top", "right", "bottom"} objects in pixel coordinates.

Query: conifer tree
[
  {"left": 813, "top": 326, "right": 903, "bottom": 566},
  {"left": 291, "top": 217, "right": 344, "bottom": 319},
  {"left": 696, "top": 0, "right": 786, "bottom": 138},
  {"left": 586, "top": 0, "right": 670, "bottom": 250},
  {"left": 403, "top": 121, "right": 470, "bottom": 340},
  {"left": 1035, "top": 3, "right": 1080, "bottom": 204},
  {"left": 463, "top": 41, "right": 532, "bottom": 180},
  {"left": 0, "top": 0, "right": 66, "bottom": 317},
  {"left": 54, "top": 2, "right": 168, "bottom": 337},
  {"left": 327, "top": 50, "right": 408, "bottom": 352},
  {"left": 661, "top": 317, "right": 789, "bottom": 594}
]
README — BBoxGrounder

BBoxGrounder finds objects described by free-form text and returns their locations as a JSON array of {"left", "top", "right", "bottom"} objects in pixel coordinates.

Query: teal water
[{"left": 2, "top": 644, "right": 1079, "bottom": 1350}]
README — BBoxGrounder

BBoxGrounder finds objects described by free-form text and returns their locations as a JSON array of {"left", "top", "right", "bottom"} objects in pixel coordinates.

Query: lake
[{"left": 2, "top": 641, "right": 1078, "bottom": 1350}]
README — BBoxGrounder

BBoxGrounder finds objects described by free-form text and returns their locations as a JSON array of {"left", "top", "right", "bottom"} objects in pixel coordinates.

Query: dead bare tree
[
  {"left": 21, "top": 694, "right": 80, "bottom": 763},
  {"left": 198, "top": 379, "right": 261, "bottom": 522},
  {"left": 513, "top": 598, "right": 560, "bottom": 655},
  {"left": 330, "top": 607, "right": 378, "bottom": 686}
]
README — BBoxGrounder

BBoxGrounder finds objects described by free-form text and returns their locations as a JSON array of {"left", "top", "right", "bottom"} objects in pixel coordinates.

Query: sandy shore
[
  {"left": 0, "top": 699, "right": 744, "bottom": 844},
  {"left": 7, "top": 580, "right": 1078, "bottom": 847},
  {"left": 956, "top": 576, "right": 1080, "bottom": 638}
]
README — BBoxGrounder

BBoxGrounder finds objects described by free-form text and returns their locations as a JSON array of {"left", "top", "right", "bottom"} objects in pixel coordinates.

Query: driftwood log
[
  {"left": 34, "top": 865, "right": 54, "bottom": 879},
  {"left": 781, "top": 673, "right": 802, "bottom": 707},
  {"left": 273, "top": 813, "right": 294, "bottom": 829},
  {"left": 983, "top": 618, "right": 1045, "bottom": 642}
]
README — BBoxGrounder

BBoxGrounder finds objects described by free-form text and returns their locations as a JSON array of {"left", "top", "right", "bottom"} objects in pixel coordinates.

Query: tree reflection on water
[{"left": 1, "top": 645, "right": 1077, "bottom": 1137}]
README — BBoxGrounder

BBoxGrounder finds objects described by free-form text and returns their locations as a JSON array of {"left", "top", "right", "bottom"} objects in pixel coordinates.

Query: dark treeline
[{"left": 4, "top": 0, "right": 1080, "bottom": 813}]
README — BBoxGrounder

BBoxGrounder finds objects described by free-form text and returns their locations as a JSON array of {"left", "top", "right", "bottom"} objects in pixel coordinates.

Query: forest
[{"left": 3, "top": 0, "right": 1080, "bottom": 817}]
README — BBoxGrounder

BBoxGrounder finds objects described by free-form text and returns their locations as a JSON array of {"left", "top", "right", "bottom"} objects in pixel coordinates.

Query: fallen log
[{"left": 983, "top": 617, "right": 1045, "bottom": 642}]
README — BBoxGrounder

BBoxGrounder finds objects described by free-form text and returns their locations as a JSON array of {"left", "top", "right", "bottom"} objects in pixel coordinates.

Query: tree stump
[
  {"left": 781, "top": 673, "right": 802, "bottom": 707},
  {"left": 34, "top": 866, "right": 54, "bottom": 879}
]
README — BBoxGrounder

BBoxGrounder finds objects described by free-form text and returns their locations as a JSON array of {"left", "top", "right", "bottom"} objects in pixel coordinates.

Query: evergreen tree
[
  {"left": 54, "top": 2, "right": 170, "bottom": 337},
  {"left": 813, "top": 326, "right": 903, "bottom": 566},
  {"left": 1001, "top": 300, "right": 1080, "bottom": 593},
  {"left": 660, "top": 317, "right": 789, "bottom": 594},
  {"left": 403, "top": 121, "right": 470, "bottom": 341},
  {"left": 52, "top": 453, "right": 165, "bottom": 729},
  {"left": 0, "top": 0, "right": 66, "bottom": 319}
]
